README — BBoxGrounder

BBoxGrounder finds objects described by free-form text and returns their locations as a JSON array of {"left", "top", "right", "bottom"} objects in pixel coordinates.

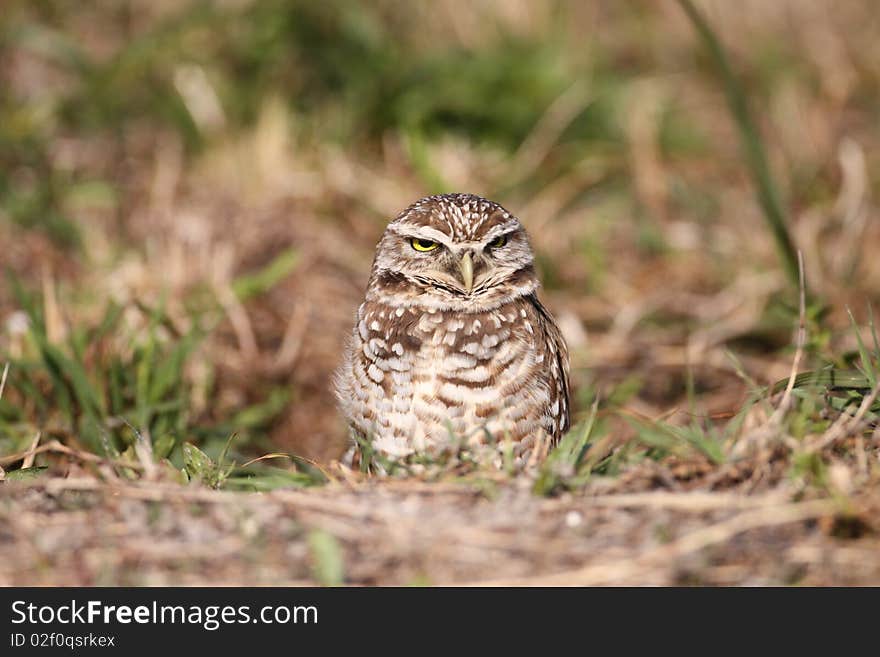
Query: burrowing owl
[{"left": 335, "top": 193, "right": 569, "bottom": 463}]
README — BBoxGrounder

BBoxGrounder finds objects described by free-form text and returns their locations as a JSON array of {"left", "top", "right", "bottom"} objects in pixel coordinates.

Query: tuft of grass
[
  {"left": 222, "top": 463, "right": 324, "bottom": 492},
  {"left": 846, "top": 306, "right": 877, "bottom": 388},
  {"left": 0, "top": 275, "right": 321, "bottom": 489},
  {"left": 179, "top": 435, "right": 326, "bottom": 490},
  {"left": 624, "top": 416, "right": 727, "bottom": 466},
  {"left": 533, "top": 397, "right": 601, "bottom": 496},
  {"left": 182, "top": 441, "right": 234, "bottom": 489},
  {"left": 766, "top": 306, "right": 880, "bottom": 425},
  {"left": 2, "top": 276, "right": 201, "bottom": 461}
]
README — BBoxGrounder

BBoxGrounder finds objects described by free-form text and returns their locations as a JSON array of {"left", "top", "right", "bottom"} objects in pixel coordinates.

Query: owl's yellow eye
[
  {"left": 488, "top": 235, "right": 507, "bottom": 249},
  {"left": 410, "top": 238, "right": 439, "bottom": 252}
]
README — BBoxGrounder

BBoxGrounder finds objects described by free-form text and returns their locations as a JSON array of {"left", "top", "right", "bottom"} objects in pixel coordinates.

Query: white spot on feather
[{"left": 367, "top": 364, "right": 384, "bottom": 383}]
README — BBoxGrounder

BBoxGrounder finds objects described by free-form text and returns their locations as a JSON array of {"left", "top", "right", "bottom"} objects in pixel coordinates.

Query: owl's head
[{"left": 367, "top": 193, "right": 539, "bottom": 311}]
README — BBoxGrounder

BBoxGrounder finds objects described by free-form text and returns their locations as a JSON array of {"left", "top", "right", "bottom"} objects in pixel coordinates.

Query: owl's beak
[{"left": 458, "top": 252, "right": 474, "bottom": 293}]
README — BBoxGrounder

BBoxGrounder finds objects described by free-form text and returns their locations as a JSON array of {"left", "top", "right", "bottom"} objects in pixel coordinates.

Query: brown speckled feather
[{"left": 335, "top": 194, "right": 571, "bottom": 464}]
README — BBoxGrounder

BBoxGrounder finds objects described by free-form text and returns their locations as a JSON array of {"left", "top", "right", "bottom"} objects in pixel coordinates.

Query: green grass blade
[
  {"left": 34, "top": 333, "right": 105, "bottom": 418},
  {"left": 769, "top": 368, "right": 872, "bottom": 395},
  {"left": 845, "top": 307, "right": 876, "bottom": 387},
  {"left": 307, "top": 530, "right": 345, "bottom": 586},
  {"left": 677, "top": 0, "right": 799, "bottom": 288},
  {"left": 232, "top": 248, "right": 300, "bottom": 301}
]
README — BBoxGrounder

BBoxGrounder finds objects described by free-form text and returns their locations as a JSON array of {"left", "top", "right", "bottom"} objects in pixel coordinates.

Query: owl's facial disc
[
  {"left": 404, "top": 234, "right": 487, "bottom": 295},
  {"left": 368, "top": 195, "right": 541, "bottom": 308},
  {"left": 398, "top": 227, "right": 528, "bottom": 297}
]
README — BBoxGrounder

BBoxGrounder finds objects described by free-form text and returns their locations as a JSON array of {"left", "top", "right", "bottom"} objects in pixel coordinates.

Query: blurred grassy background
[{"left": 2, "top": 0, "right": 880, "bottom": 480}]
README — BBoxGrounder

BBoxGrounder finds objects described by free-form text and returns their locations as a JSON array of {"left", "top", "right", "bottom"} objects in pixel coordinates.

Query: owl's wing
[{"left": 529, "top": 294, "right": 571, "bottom": 437}]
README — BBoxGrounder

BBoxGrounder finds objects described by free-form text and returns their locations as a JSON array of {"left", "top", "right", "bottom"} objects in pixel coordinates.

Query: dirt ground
[{"left": 3, "top": 463, "right": 878, "bottom": 586}]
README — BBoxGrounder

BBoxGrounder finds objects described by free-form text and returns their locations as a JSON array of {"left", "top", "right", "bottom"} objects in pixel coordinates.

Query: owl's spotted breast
[
  {"left": 337, "top": 294, "right": 569, "bottom": 458},
  {"left": 334, "top": 193, "right": 571, "bottom": 465}
]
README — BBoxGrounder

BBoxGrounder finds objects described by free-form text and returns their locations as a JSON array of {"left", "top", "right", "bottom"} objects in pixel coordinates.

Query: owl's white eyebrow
[
  {"left": 391, "top": 223, "right": 452, "bottom": 245},
  {"left": 481, "top": 221, "right": 521, "bottom": 242}
]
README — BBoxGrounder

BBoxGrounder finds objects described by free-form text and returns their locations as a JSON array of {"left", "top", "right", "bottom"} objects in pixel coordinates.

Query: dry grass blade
[
  {"left": 834, "top": 138, "right": 870, "bottom": 280},
  {"left": 0, "top": 362, "right": 9, "bottom": 402},
  {"left": 21, "top": 432, "right": 42, "bottom": 469},
  {"left": 269, "top": 301, "right": 311, "bottom": 373},
  {"left": 771, "top": 251, "right": 807, "bottom": 422},
  {"left": 509, "top": 81, "right": 592, "bottom": 183},
  {"left": 731, "top": 253, "right": 807, "bottom": 458},
  {"left": 582, "top": 491, "right": 790, "bottom": 511},
  {"left": 0, "top": 439, "right": 145, "bottom": 472},
  {"left": 239, "top": 453, "right": 291, "bottom": 468}
]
